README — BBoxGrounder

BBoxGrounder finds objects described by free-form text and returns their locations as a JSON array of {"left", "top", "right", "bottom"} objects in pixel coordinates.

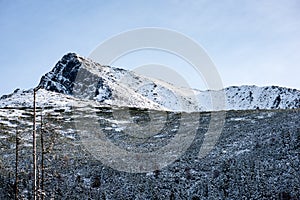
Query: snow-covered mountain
[
  {"left": 36, "top": 53, "right": 200, "bottom": 111},
  {"left": 1, "top": 53, "right": 299, "bottom": 111},
  {"left": 198, "top": 85, "right": 300, "bottom": 111}
]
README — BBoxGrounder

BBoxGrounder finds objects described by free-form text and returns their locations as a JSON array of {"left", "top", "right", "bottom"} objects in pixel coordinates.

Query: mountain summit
[
  {"left": 37, "top": 52, "right": 199, "bottom": 111},
  {"left": 1, "top": 53, "right": 300, "bottom": 111}
]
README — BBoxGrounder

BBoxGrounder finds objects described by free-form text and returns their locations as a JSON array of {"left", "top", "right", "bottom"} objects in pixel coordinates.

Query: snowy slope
[
  {"left": 196, "top": 85, "right": 300, "bottom": 111},
  {"left": 0, "top": 88, "right": 77, "bottom": 108},
  {"left": 0, "top": 53, "right": 299, "bottom": 111}
]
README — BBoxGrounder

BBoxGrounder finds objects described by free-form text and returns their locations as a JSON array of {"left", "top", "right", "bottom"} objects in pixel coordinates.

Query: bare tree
[
  {"left": 15, "top": 126, "right": 19, "bottom": 200},
  {"left": 33, "top": 87, "right": 41, "bottom": 200},
  {"left": 38, "top": 113, "right": 61, "bottom": 198},
  {"left": 33, "top": 88, "right": 37, "bottom": 200}
]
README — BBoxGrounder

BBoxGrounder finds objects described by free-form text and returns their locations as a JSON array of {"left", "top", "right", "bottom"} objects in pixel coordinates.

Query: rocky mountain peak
[{"left": 38, "top": 52, "right": 85, "bottom": 95}]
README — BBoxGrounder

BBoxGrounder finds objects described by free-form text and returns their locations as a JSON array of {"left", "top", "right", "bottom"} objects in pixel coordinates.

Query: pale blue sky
[{"left": 1, "top": 0, "right": 299, "bottom": 95}]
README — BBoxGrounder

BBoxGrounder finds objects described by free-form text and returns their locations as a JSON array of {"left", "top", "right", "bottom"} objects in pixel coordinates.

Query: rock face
[{"left": 38, "top": 53, "right": 83, "bottom": 95}]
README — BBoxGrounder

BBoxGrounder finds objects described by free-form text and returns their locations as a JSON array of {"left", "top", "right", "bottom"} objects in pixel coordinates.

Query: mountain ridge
[{"left": 1, "top": 53, "right": 299, "bottom": 111}]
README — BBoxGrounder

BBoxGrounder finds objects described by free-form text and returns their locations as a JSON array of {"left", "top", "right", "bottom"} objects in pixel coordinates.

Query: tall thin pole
[
  {"left": 40, "top": 110, "right": 44, "bottom": 200},
  {"left": 15, "top": 126, "right": 19, "bottom": 200},
  {"left": 33, "top": 89, "right": 37, "bottom": 200}
]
